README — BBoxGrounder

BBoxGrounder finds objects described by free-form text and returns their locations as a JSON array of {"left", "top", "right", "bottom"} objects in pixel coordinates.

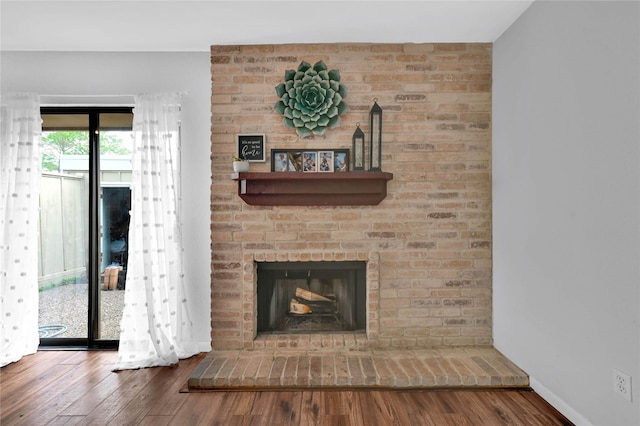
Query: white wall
[
  {"left": 493, "top": 2, "right": 639, "bottom": 425},
  {"left": 1, "top": 51, "right": 212, "bottom": 347}
]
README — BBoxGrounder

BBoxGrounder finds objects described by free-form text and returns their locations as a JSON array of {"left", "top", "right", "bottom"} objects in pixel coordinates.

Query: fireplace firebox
[{"left": 257, "top": 261, "right": 366, "bottom": 334}]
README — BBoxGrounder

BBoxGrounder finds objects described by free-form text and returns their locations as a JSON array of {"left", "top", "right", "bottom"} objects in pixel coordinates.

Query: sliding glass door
[{"left": 39, "top": 107, "right": 133, "bottom": 347}]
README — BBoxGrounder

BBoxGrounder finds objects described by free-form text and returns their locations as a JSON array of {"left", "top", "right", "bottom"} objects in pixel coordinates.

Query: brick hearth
[{"left": 188, "top": 347, "right": 528, "bottom": 390}]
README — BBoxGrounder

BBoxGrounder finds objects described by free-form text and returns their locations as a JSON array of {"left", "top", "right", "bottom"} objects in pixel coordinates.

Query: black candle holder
[{"left": 369, "top": 99, "right": 382, "bottom": 171}]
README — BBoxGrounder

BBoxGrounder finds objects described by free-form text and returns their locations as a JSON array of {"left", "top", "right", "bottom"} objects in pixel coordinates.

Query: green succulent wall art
[{"left": 274, "top": 60, "right": 348, "bottom": 138}]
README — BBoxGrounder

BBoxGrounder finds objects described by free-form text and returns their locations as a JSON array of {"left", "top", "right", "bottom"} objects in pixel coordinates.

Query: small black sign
[{"left": 237, "top": 134, "right": 266, "bottom": 162}]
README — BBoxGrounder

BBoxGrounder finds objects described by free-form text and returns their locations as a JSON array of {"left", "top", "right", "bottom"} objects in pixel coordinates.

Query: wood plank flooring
[{"left": 0, "top": 350, "right": 574, "bottom": 425}]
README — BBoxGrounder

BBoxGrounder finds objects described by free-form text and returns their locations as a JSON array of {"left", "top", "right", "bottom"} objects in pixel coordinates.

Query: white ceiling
[{"left": 0, "top": 0, "right": 534, "bottom": 52}]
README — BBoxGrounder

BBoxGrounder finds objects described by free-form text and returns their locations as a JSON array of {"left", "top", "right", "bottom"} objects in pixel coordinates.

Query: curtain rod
[
  {"left": 40, "top": 92, "right": 189, "bottom": 107},
  {"left": 40, "top": 94, "right": 136, "bottom": 107},
  {"left": 40, "top": 94, "right": 135, "bottom": 97}
]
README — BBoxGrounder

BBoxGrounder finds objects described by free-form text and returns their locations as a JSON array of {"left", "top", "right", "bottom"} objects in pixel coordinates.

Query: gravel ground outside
[{"left": 39, "top": 283, "right": 124, "bottom": 340}]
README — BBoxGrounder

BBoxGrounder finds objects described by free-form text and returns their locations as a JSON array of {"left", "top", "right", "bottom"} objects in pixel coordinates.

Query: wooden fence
[{"left": 38, "top": 173, "right": 88, "bottom": 287}]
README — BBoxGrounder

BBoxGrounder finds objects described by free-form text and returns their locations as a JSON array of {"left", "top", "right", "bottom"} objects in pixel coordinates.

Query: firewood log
[
  {"left": 295, "top": 287, "right": 331, "bottom": 302},
  {"left": 289, "top": 299, "right": 312, "bottom": 314}
]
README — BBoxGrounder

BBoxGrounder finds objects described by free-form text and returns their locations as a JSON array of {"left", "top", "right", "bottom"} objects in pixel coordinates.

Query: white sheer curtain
[
  {"left": 114, "top": 92, "right": 201, "bottom": 370},
  {"left": 1, "top": 93, "right": 42, "bottom": 367}
]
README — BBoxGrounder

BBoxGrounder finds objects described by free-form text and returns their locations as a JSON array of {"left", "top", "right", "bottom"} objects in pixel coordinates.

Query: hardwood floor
[{"left": 0, "top": 350, "right": 573, "bottom": 425}]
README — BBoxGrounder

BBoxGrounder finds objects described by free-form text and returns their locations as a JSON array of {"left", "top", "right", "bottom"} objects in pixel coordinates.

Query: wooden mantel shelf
[{"left": 231, "top": 172, "right": 394, "bottom": 206}]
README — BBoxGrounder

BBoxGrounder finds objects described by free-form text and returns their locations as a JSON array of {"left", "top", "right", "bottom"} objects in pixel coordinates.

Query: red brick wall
[{"left": 210, "top": 43, "right": 492, "bottom": 350}]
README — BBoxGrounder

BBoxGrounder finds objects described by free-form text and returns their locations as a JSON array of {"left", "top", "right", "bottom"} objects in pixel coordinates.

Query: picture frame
[
  {"left": 237, "top": 134, "right": 266, "bottom": 162},
  {"left": 302, "top": 151, "right": 317, "bottom": 172},
  {"left": 272, "top": 150, "right": 289, "bottom": 172},
  {"left": 333, "top": 149, "right": 350, "bottom": 172},
  {"left": 271, "top": 150, "right": 303, "bottom": 172},
  {"left": 318, "top": 151, "right": 334, "bottom": 172},
  {"left": 271, "top": 149, "right": 350, "bottom": 173}
]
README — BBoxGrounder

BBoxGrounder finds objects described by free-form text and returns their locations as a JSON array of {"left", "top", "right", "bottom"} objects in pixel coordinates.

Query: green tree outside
[{"left": 42, "top": 131, "right": 131, "bottom": 172}]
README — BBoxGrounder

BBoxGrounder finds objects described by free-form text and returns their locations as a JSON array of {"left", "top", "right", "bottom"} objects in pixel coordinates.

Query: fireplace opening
[{"left": 257, "top": 261, "right": 366, "bottom": 334}]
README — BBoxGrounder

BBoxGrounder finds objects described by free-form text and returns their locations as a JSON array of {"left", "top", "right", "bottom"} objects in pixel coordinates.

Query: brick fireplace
[
  {"left": 256, "top": 260, "right": 367, "bottom": 334},
  {"left": 210, "top": 43, "right": 492, "bottom": 352},
  {"left": 240, "top": 251, "right": 379, "bottom": 349}
]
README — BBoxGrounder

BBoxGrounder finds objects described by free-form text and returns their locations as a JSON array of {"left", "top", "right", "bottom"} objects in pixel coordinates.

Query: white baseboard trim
[{"left": 529, "top": 376, "right": 593, "bottom": 426}]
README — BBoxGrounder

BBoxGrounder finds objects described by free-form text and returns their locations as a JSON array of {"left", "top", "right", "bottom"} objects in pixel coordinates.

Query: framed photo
[
  {"left": 318, "top": 151, "right": 334, "bottom": 172},
  {"left": 271, "top": 150, "right": 303, "bottom": 171},
  {"left": 271, "top": 149, "right": 350, "bottom": 172},
  {"left": 302, "top": 151, "right": 317, "bottom": 172},
  {"left": 237, "top": 134, "right": 266, "bottom": 162},
  {"left": 334, "top": 149, "right": 350, "bottom": 172},
  {"left": 272, "top": 150, "right": 289, "bottom": 172},
  {"left": 288, "top": 151, "right": 303, "bottom": 171}
]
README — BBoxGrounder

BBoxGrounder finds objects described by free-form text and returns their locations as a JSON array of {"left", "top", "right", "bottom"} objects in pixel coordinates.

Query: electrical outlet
[{"left": 614, "top": 369, "right": 632, "bottom": 402}]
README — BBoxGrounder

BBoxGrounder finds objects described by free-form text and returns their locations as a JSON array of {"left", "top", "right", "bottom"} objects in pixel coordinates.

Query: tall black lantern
[
  {"left": 352, "top": 122, "right": 365, "bottom": 171},
  {"left": 369, "top": 99, "right": 382, "bottom": 171}
]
